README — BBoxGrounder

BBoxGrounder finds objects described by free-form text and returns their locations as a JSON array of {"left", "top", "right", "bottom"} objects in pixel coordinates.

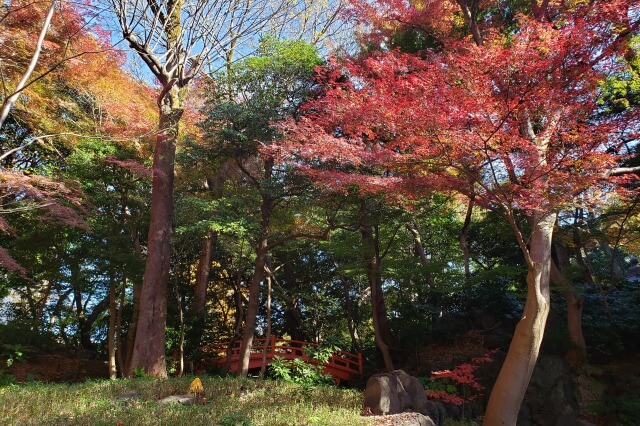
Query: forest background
[{"left": 1, "top": 0, "right": 640, "bottom": 424}]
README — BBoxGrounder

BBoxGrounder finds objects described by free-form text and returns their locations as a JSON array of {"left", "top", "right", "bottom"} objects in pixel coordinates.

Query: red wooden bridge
[{"left": 201, "top": 336, "right": 362, "bottom": 383}]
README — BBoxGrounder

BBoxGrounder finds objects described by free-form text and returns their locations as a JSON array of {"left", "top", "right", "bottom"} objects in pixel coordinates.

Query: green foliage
[
  {"left": 0, "top": 342, "right": 25, "bottom": 386},
  {"left": 132, "top": 367, "right": 147, "bottom": 378},
  {"left": 599, "top": 36, "right": 640, "bottom": 113},
  {"left": 269, "top": 345, "right": 336, "bottom": 387}
]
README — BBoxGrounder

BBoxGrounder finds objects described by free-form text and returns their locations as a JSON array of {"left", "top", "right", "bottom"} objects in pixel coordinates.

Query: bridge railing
[{"left": 201, "top": 336, "right": 362, "bottom": 376}]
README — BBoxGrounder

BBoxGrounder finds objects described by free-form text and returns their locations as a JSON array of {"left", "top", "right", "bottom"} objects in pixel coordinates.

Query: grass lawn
[{"left": 0, "top": 376, "right": 370, "bottom": 426}]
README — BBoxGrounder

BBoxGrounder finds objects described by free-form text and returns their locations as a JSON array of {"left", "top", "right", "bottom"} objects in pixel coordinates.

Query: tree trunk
[
  {"left": 108, "top": 277, "right": 117, "bottom": 379},
  {"left": 361, "top": 225, "right": 396, "bottom": 372},
  {"left": 191, "top": 233, "right": 216, "bottom": 352},
  {"left": 483, "top": 212, "right": 555, "bottom": 425},
  {"left": 175, "top": 284, "right": 185, "bottom": 377},
  {"left": 237, "top": 241, "right": 268, "bottom": 377},
  {"left": 552, "top": 242, "right": 587, "bottom": 368},
  {"left": 406, "top": 222, "right": 436, "bottom": 287},
  {"left": 237, "top": 158, "right": 274, "bottom": 378},
  {"left": 459, "top": 197, "right": 474, "bottom": 278},
  {"left": 260, "top": 274, "right": 272, "bottom": 378},
  {"left": 116, "top": 277, "right": 126, "bottom": 375},
  {"left": 127, "top": 90, "right": 184, "bottom": 378},
  {"left": 221, "top": 271, "right": 245, "bottom": 374}
]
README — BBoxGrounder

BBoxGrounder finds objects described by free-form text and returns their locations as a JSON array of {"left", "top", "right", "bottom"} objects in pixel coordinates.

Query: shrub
[{"left": 269, "top": 345, "right": 336, "bottom": 387}]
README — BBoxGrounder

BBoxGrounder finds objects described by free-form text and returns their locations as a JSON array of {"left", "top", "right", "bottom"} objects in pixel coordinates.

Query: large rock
[
  {"left": 517, "top": 355, "right": 579, "bottom": 425},
  {"left": 364, "top": 370, "right": 445, "bottom": 426}
]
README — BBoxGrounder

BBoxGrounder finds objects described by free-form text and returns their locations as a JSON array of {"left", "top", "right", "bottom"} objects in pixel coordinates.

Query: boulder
[{"left": 364, "top": 370, "right": 445, "bottom": 426}]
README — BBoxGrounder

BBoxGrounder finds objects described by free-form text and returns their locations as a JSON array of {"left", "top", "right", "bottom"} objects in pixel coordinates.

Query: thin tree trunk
[
  {"left": 484, "top": 213, "right": 556, "bottom": 425},
  {"left": 124, "top": 279, "right": 141, "bottom": 374},
  {"left": 0, "top": 0, "right": 55, "bottom": 129},
  {"left": 192, "top": 233, "right": 216, "bottom": 352},
  {"left": 221, "top": 271, "right": 245, "bottom": 374},
  {"left": 116, "top": 277, "right": 126, "bottom": 376},
  {"left": 108, "top": 276, "right": 117, "bottom": 379},
  {"left": 237, "top": 242, "right": 268, "bottom": 377},
  {"left": 459, "top": 197, "right": 474, "bottom": 278},
  {"left": 128, "top": 93, "right": 184, "bottom": 378},
  {"left": 237, "top": 159, "right": 274, "bottom": 378},
  {"left": 552, "top": 242, "right": 587, "bottom": 368},
  {"left": 260, "top": 274, "right": 272, "bottom": 378},
  {"left": 175, "top": 283, "right": 185, "bottom": 377}
]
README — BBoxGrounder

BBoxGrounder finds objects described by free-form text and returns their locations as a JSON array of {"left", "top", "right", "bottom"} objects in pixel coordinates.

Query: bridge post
[
  {"left": 270, "top": 335, "right": 276, "bottom": 356},
  {"left": 358, "top": 352, "right": 363, "bottom": 375}
]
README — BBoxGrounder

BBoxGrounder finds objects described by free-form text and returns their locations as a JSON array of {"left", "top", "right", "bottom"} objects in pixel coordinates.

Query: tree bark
[
  {"left": 260, "top": 274, "right": 272, "bottom": 378},
  {"left": 552, "top": 242, "right": 587, "bottom": 368},
  {"left": 237, "top": 158, "right": 274, "bottom": 378},
  {"left": 127, "top": 88, "right": 185, "bottom": 378},
  {"left": 191, "top": 233, "right": 216, "bottom": 352},
  {"left": 459, "top": 197, "right": 474, "bottom": 278},
  {"left": 108, "top": 277, "right": 117, "bottom": 379},
  {"left": 221, "top": 270, "right": 245, "bottom": 374},
  {"left": 361, "top": 225, "right": 396, "bottom": 372},
  {"left": 406, "top": 222, "right": 436, "bottom": 287},
  {"left": 237, "top": 241, "right": 268, "bottom": 377},
  {"left": 116, "top": 277, "right": 126, "bottom": 376},
  {"left": 483, "top": 212, "right": 555, "bottom": 425}
]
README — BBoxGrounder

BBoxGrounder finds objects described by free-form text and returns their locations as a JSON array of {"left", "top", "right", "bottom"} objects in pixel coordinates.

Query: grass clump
[{"left": 0, "top": 376, "right": 370, "bottom": 426}]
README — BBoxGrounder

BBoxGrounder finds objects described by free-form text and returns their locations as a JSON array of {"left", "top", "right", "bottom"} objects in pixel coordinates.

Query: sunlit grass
[{"left": 0, "top": 376, "right": 370, "bottom": 425}]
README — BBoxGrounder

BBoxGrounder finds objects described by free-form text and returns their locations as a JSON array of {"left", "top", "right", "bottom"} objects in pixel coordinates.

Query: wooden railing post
[
  {"left": 358, "top": 352, "right": 363, "bottom": 375},
  {"left": 270, "top": 335, "right": 276, "bottom": 356}
]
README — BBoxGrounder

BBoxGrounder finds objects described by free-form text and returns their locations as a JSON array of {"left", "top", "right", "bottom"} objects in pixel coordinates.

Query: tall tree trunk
[
  {"left": 237, "top": 159, "right": 274, "bottom": 378},
  {"left": 459, "top": 197, "right": 474, "bottom": 278},
  {"left": 361, "top": 225, "right": 396, "bottom": 372},
  {"left": 116, "top": 277, "right": 126, "bottom": 375},
  {"left": 221, "top": 271, "right": 245, "bottom": 374},
  {"left": 108, "top": 277, "right": 117, "bottom": 379},
  {"left": 237, "top": 242, "right": 268, "bottom": 377},
  {"left": 484, "top": 213, "right": 556, "bottom": 425},
  {"left": 191, "top": 233, "right": 216, "bottom": 352},
  {"left": 174, "top": 283, "right": 185, "bottom": 377},
  {"left": 128, "top": 90, "right": 185, "bottom": 378},
  {"left": 260, "top": 274, "right": 272, "bottom": 378},
  {"left": 552, "top": 242, "right": 587, "bottom": 368}
]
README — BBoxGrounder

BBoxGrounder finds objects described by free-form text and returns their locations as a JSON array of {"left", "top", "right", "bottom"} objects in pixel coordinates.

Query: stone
[
  {"left": 364, "top": 370, "right": 444, "bottom": 426},
  {"left": 370, "top": 412, "right": 437, "bottom": 426},
  {"left": 157, "top": 394, "right": 194, "bottom": 406}
]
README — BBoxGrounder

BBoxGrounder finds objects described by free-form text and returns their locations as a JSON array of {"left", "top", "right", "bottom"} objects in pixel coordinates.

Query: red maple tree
[{"left": 280, "top": 1, "right": 639, "bottom": 423}]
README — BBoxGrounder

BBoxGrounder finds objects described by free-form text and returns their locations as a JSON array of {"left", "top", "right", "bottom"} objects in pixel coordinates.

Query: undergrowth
[{"left": 0, "top": 376, "right": 369, "bottom": 426}]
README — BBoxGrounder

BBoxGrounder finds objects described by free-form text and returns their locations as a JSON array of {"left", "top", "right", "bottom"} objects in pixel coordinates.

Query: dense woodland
[{"left": 1, "top": 0, "right": 640, "bottom": 424}]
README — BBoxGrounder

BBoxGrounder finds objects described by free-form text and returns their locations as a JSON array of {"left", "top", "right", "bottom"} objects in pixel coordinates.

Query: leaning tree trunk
[
  {"left": 127, "top": 89, "right": 185, "bottom": 378},
  {"left": 483, "top": 212, "right": 556, "bottom": 425},
  {"left": 237, "top": 242, "right": 268, "bottom": 377}
]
